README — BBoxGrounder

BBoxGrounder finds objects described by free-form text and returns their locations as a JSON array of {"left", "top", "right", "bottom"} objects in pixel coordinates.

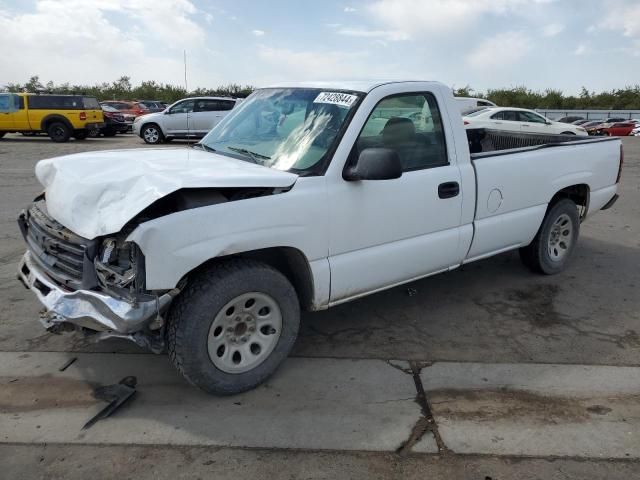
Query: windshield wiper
[
  {"left": 191, "top": 143, "right": 216, "bottom": 153},
  {"left": 227, "top": 146, "right": 271, "bottom": 164}
]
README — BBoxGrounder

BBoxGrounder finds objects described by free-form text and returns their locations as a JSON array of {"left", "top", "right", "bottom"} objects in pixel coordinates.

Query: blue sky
[{"left": 1, "top": 0, "right": 640, "bottom": 94}]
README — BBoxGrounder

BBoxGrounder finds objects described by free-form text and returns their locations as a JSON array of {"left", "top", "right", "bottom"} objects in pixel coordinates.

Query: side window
[
  {"left": 355, "top": 92, "right": 448, "bottom": 172},
  {"left": 502, "top": 110, "right": 519, "bottom": 121},
  {"left": 490, "top": 111, "right": 504, "bottom": 120},
  {"left": 169, "top": 100, "right": 195, "bottom": 114},
  {"left": 519, "top": 111, "right": 546, "bottom": 123},
  {"left": 219, "top": 100, "right": 236, "bottom": 111},
  {"left": 194, "top": 100, "right": 219, "bottom": 112},
  {"left": 0, "top": 94, "right": 13, "bottom": 112}
]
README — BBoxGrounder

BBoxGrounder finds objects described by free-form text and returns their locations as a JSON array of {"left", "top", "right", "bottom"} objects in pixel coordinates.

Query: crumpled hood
[{"left": 35, "top": 147, "right": 298, "bottom": 239}]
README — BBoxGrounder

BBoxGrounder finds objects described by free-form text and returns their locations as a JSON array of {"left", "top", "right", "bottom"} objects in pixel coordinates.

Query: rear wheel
[
  {"left": 141, "top": 123, "right": 163, "bottom": 144},
  {"left": 47, "top": 122, "right": 71, "bottom": 143},
  {"left": 519, "top": 198, "right": 580, "bottom": 275},
  {"left": 167, "top": 259, "right": 300, "bottom": 395}
]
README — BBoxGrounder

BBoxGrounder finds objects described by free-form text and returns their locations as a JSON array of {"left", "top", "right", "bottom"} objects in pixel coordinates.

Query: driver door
[
  {"left": 327, "top": 92, "right": 465, "bottom": 304},
  {"left": 164, "top": 99, "right": 194, "bottom": 135}
]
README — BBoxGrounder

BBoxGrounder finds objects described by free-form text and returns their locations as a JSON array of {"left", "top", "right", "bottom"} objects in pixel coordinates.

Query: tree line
[
  {"left": 4, "top": 76, "right": 640, "bottom": 110},
  {"left": 3, "top": 76, "right": 254, "bottom": 103},
  {"left": 454, "top": 85, "right": 640, "bottom": 110}
]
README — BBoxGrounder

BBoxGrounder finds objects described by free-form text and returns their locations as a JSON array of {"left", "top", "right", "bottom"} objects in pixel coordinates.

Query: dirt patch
[
  {"left": 474, "top": 284, "right": 570, "bottom": 328},
  {"left": 0, "top": 375, "right": 97, "bottom": 413},
  {"left": 428, "top": 388, "right": 639, "bottom": 424}
]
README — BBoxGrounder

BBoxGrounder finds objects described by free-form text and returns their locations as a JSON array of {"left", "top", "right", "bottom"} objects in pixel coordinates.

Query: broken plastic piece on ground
[
  {"left": 58, "top": 357, "right": 77, "bottom": 372},
  {"left": 82, "top": 376, "right": 137, "bottom": 430}
]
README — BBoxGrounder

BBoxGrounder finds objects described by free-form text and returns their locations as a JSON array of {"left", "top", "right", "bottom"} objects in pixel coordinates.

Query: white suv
[{"left": 134, "top": 96, "right": 239, "bottom": 144}]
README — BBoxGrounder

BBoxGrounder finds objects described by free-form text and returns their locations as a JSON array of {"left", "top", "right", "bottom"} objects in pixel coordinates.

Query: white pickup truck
[{"left": 18, "top": 81, "right": 622, "bottom": 394}]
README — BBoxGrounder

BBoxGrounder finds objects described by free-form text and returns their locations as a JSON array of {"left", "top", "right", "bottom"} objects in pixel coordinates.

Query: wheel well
[
  {"left": 41, "top": 115, "right": 72, "bottom": 132},
  {"left": 187, "top": 247, "right": 315, "bottom": 311},
  {"left": 141, "top": 122, "right": 162, "bottom": 134},
  {"left": 549, "top": 184, "right": 589, "bottom": 219}
]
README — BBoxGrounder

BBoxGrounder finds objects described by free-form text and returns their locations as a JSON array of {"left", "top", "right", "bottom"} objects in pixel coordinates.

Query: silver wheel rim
[
  {"left": 547, "top": 213, "right": 573, "bottom": 261},
  {"left": 143, "top": 127, "right": 159, "bottom": 143},
  {"left": 207, "top": 292, "right": 282, "bottom": 374}
]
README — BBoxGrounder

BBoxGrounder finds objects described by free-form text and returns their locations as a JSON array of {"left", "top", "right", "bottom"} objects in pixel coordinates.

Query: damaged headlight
[{"left": 95, "top": 238, "right": 141, "bottom": 289}]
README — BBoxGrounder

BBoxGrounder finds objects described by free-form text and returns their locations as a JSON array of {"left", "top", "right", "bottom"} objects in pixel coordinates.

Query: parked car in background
[
  {"left": 100, "top": 100, "right": 149, "bottom": 117},
  {"left": 133, "top": 96, "right": 239, "bottom": 144},
  {"left": 92, "top": 104, "right": 129, "bottom": 137},
  {"left": 571, "top": 119, "right": 593, "bottom": 126},
  {"left": 598, "top": 117, "right": 628, "bottom": 127},
  {"left": 557, "top": 116, "right": 584, "bottom": 123},
  {"left": 456, "top": 97, "right": 497, "bottom": 115},
  {"left": 0, "top": 93, "right": 104, "bottom": 142},
  {"left": 137, "top": 100, "right": 166, "bottom": 113},
  {"left": 463, "top": 107, "right": 588, "bottom": 136},
  {"left": 594, "top": 122, "right": 636, "bottom": 137}
]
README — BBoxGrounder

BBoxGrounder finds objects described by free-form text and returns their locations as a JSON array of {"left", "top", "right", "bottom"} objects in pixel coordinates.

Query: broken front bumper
[{"left": 18, "top": 251, "right": 173, "bottom": 334}]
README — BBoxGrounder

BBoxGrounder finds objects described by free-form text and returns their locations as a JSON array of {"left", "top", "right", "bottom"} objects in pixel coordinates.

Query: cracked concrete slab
[
  {"left": 416, "top": 362, "right": 640, "bottom": 458},
  {"left": 0, "top": 352, "right": 435, "bottom": 452}
]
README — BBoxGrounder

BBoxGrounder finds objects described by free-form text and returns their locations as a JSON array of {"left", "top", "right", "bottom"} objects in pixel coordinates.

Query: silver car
[{"left": 134, "top": 96, "right": 238, "bottom": 144}]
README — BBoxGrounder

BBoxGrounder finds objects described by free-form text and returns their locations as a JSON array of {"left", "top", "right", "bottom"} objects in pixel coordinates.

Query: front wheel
[
  {"left": 167, "top": 259, "right": 300, "bottom": 395},
  {"left": 519, "top": 198, "right": 580, "bottom": 275},
  {"left": 141, "top": 124, "right": 163, "bottom": 144}
]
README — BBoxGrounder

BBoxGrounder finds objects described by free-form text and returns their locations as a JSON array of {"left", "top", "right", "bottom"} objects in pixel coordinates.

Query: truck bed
[
  {"left": 466, "top": 128, "right": 617, "bottom": 156},
  {"left": 463, "top": 128, "right": 621, "bottom": 263}
]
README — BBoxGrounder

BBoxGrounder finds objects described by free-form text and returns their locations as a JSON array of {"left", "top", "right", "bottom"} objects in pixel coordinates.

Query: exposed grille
[{"left": 24, "top": 201, "right": 90, "bottom": 289}]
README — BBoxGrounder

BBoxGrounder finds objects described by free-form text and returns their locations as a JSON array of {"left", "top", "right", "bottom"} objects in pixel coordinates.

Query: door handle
[{"left": 438, "top": 181, "right": 460, "bottom": 199}]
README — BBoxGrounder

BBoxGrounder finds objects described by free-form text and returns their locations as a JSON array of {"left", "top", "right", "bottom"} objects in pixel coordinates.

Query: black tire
[
  {"left": 0, "top": 132, "right": 5, "bottom": 139},
  {"left": 103, "top": 127, "right": 117, "bottom": 137},
  {"left": 47, "top": 122, "right": 71, "bottom": 142},
  {"left": 167, "top": 258, "right": 300, "bottom": 395},
  {"left": 141, "top": 123, "right": 163, "bottom": 144},
  {"left": 519, "top": 198, "right": 580, "bottom": 275},
  {"left": 73, "top": 129, "right": 89, "bottom": 140}
]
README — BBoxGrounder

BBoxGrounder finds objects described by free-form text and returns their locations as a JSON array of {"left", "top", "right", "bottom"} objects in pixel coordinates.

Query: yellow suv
[{"left": 0, "top": 93, "right": 105, "bottom": 142}]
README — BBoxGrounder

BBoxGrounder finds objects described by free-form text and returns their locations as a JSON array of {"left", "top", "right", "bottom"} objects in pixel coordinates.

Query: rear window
[{"left": 28, "top": 95, "right": 100, "bottom": 110}]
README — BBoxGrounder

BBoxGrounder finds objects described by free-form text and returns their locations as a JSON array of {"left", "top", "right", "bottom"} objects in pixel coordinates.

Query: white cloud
[
  {"left": 0, "top": 0, "right": 204, "bottom": 84},
  {"left": 542, "top": 23, "right": 564, "bottom": 37},
  {"left": 574, "top": 43, "right": 589, "bottom": 55},
  {"left": 600, "top": 3, "right": 640, "bottom": 37},
  {"left": 337, "top": 26, "right": 408, "bottom": 41},
  {"left": 257, "top": 45, "right": 368, "bottom": 79},
  {"left": 344, "top": 6, "right": 357, "bottom": 12},
  {"left": 369, "top": 0, "right": 558, "bottom": 37},
  {"left": 467, "top": 31, "right": 532, "bottom": 69},
  {"left": 252, "top": 29, "right": 265, "bottom": 36}
]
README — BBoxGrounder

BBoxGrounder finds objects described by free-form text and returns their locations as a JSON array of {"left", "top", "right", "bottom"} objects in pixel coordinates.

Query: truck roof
[{"left": 264, "top": 80, "right": 440, "bottom": 93}]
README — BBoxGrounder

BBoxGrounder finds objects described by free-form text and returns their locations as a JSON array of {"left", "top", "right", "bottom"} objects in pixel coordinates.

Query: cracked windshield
[{"left": 200, "top": 88, "right": 362, "bottom": 173}]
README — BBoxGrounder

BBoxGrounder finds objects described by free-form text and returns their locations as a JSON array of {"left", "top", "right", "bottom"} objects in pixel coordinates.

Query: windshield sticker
[{"left": 313, "top": 92, "right": 358, "bottom": 108}]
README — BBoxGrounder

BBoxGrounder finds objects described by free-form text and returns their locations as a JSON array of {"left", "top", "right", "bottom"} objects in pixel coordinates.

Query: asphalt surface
[{"left": 0, "top": 132, "right": 638, "bottom": 479}]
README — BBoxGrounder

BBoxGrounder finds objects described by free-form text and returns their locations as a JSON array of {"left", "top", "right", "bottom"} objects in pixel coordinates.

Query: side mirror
[{"left": 344, "top": 148, "right": 402, "bottom": 181}]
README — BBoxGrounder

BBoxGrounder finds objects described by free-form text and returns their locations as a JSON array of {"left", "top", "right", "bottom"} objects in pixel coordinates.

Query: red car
[
  {"left": 100, "top": 100, "right": 149, "bottom": 117},
  {"left": 597, "top": 122, "right": 636, "bottom": 136}
]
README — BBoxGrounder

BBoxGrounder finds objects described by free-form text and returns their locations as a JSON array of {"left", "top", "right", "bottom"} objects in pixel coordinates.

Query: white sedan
[{"left": 463, "top": 107, "right": 588, "bottom": 136}]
